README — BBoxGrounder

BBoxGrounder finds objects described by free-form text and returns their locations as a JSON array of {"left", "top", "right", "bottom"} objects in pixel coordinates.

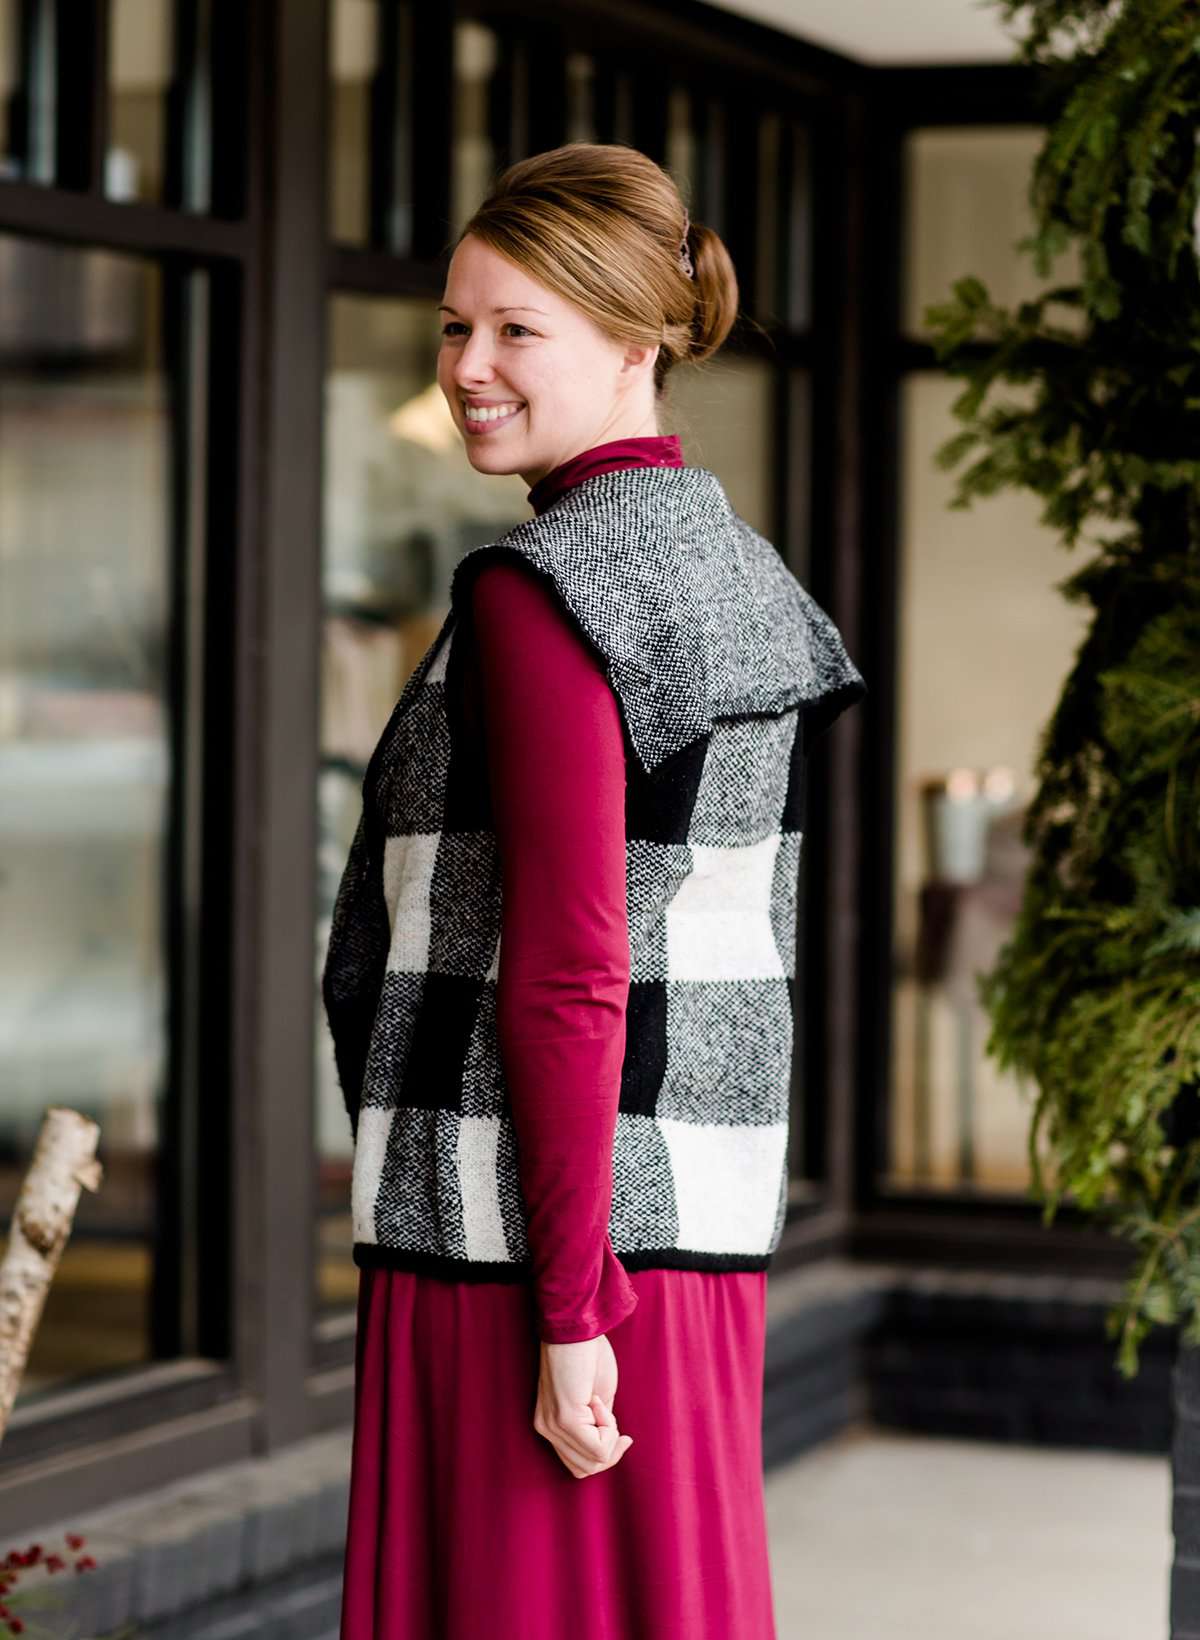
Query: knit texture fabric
[{"left": 322, "top": 463, "right": 866, "bottom": 1279}]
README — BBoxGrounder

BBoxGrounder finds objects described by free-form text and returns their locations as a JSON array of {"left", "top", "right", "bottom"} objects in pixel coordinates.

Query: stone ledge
[{"left": 15, "top": 1431, "right": 350, "bottom": 1637}]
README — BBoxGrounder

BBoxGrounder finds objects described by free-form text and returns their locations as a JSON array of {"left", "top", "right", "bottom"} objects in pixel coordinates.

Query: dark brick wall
[
  {"left": 1172, "top": 1344, "right": 1200, "bottom": 1639},
  {"left": 864, "top": 1270, "right": 1176, "bottom": 1454},
  {"left": 763, "top": 1264, "right": 891, "bottom": 1469},
  {"left": 136, "top": 1553, "right": 344, "bottom": 1640}
]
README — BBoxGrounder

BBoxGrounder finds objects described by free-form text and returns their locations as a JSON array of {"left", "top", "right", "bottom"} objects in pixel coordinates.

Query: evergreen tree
[{"left": 926, "top": 0, "right": 1200, "bottom": 1374}]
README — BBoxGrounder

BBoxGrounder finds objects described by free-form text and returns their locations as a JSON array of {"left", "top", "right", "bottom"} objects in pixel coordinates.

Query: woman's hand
[{"left": 532, "top": 1332, "right": 634, "bottom": 1479}]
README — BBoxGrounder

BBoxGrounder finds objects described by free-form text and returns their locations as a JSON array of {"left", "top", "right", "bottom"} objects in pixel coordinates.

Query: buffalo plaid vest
[{"left": 321, "top": 463, "right": 865, "bottom": 1280}]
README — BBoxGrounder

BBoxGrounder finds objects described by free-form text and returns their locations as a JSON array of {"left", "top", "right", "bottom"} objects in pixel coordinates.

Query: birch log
[{"left": 0, "top": 1107, "right": 103, "bottom": 1446}]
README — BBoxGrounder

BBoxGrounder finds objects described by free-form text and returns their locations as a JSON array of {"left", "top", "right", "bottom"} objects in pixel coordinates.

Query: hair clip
[{"left": 678, "top": 208, "right": 694, "bottom": 279}]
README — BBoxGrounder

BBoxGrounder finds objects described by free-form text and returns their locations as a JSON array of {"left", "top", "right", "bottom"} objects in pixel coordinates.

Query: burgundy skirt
[{"left": 339, "top": 1263, "right": 778, "bottom": 1639}]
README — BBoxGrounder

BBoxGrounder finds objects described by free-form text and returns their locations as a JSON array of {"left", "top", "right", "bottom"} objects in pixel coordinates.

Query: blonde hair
[{"left": 450, "top": 141, "right": 739, "bottom": 398}]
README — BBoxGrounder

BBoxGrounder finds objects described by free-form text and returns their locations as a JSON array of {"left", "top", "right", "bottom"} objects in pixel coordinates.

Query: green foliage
[{"left": 927, "top": 0, "right": 1200, "bottom": 1375}]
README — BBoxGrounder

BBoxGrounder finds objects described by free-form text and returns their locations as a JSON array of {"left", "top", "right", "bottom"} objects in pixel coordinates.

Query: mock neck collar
[{"left": 526, "top": 434, "right": 683, "bottom": 516}]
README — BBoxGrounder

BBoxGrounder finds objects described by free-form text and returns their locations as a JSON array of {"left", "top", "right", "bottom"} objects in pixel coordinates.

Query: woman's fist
[{"left": 532, "top": 1333, "right": 634, "bottom": 1479}]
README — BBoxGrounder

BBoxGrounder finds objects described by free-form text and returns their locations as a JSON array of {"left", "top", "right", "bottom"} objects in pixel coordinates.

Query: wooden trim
[
  {"left": 0, "top": 175, "right": 249, "bottom": 255},
  {"left": 410, "top": 0, "right": 456, "bottom": 260},
  {"left": 0, "top": 1376, "right": 255, "bottom": 1538},
  {"left": 306, "top": 1361, "right": 356, "bottom": 1432},
  {"left": 0, "top": 1360, "right": 239, "bottom": 1468},
  {"left": 854, "top": 89, "right": 906, "bottom": 1210},
  {"left": 866, "top": 62, "right": 1048, "bottom": 128},
  {"left": 772, "top": 1206, "right": 852, "bottom": 1275},
  {"left": 328, "top": 242, "right": 440, "bottom": 296},
  {"left": 237, "top": 0, "right": 329, "bottom": 1443},
  {"left": 809, "top": 91, "right": 869, "bottom": 1221},
  {"left": 465, "top": 0, "right": 860, "bottom": 97},
  {"left": 851, "top": 1206, "right": 1142, "bottom": 1277},
  {"left": 53, "top": 0, "right": 108, "bottom": 194}
]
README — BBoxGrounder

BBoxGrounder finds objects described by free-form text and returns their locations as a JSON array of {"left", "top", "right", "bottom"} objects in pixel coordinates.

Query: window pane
[
  {"left": 329, "top": 0, "right": 378, "bottom": 243},
  {"left": 0, "top": 0, "right": 55, "bottom": 184},
  {"left": 667, "top": 353, "right": 775, "bottom": 536},
  {"left": 741, "top": 110, "right": 813, "bottom": 331},
  {"left": 108, "top": 0, "right": 174, "bottom": 204},
  {"left": 315, "top": 293, "right": 527, "bottom": 1314},
  {"left": 329, "top": 0, "right": 415, "bottom": 251},
  {"left": 451, "top": 21, "right": 499, "bottom": 240},
  {"left": 107, "top": 0, "right": 216, "bottom": 210},
  {"left": 886, "top": 372, "right": 1089, "bottom": 1194},
  {"left": 665, "top": 84, "right": 693, "bottom": 200},
  {"left": 565, "top": 51, "right": 595, "bottom": 143},
  {"left": 903, "top": 126, "right": 1082, "bottom": 338},
  {"left": 0, "top": 238, "right": 206, "bottom": 1398},
  {"left": 0, "top": 0, "right": 30, "bottom": 180}
]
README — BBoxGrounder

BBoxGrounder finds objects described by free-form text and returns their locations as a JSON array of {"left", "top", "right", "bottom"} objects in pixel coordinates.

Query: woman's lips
[{"left": 463, "top": 404, "right": 525, "bottom": 435}]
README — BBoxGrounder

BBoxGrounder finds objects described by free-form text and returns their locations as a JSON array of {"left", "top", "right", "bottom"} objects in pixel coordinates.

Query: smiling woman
[
  {"left": 432, "top": 141, "right": 735, "bottom": 489},
  {"left": 326, "top": 139, "right": 864, "bottom": 1640}
]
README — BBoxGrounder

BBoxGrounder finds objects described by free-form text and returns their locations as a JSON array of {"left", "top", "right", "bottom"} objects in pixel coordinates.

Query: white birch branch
[{"left": 0, "top": 1108, "right": 104, "bottom": 1447}]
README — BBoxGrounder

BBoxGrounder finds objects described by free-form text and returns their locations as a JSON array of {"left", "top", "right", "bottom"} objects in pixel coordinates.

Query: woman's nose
[{"left": 454, "top": 332, "right": 495, "bottom": 383}]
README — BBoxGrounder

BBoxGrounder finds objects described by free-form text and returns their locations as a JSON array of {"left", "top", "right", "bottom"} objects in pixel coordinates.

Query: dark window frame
[
  {"left": 849, "top": 64, "right": 1139, "bottom": 1276},
  {"left": 0, "top": 0, "right": 283, "bottom": 1533}
]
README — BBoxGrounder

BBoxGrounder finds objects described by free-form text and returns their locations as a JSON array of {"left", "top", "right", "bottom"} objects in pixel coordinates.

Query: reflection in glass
[
  {"left": 329, "top": 0, "right": 379, "bottom": 244},
  {"left": 0, "top": 0, "right": 41, "bottom": 183},
  {"left": 0, "top": 0, "right": 63, "bottom": 187},
  {"left": 690, "top": 95, "right": 726, "bottom": 237},
  {"left": 451, "top": 21, "right": 498, "bottom": 240},
  {"left": 888, "top": 374, "right": 1089, "bottom": 1194},
  {"left": 108, "top": 0, "right": 175, "bottom": 205},
  {"left": 565, "top": 52, "right": 595, "bottom": 144},
  {"left": 315, "top": 294, "right": 528, "bottom": 1312},
  {"left": 665, "top": 85, "right": 694, "bottom": 203},
  {"left": 329, "top": 0, "right": 416, "bottom": 251},
  {"left": 0, "top": 237, "right": 193, "bottom": 1399}
]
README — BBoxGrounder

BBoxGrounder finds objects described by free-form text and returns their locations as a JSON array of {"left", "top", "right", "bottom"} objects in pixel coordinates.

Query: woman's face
[{"left": 437, "top": 233, "right": 660, "bottom": 487}]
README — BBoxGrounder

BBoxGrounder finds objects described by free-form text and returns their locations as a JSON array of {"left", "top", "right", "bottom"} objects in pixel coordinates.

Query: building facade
[{"left": 0, "top": 0, "right": 1172, "bottom": 1625}]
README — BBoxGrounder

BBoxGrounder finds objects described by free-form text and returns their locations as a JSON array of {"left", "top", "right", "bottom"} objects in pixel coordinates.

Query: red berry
[
  {"left": 64, "top": 1535, "right": 85, "bottom": 1551},
  {"left": 8, "top": 1619, "right": 24, "bottom": 1634}
]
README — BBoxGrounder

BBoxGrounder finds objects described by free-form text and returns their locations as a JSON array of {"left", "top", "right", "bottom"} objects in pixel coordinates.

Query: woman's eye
[{"left": 440, "top": 323, "right": 532, "bottom": 338}]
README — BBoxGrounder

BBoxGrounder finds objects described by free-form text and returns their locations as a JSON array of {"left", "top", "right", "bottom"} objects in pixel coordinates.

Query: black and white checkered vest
[{"left": 322, "top": 463, "right": 865, "bottom": 1280}]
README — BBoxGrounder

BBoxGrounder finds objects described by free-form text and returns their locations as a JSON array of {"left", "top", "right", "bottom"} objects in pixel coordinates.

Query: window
[
  {"left": 885, "top": 128, "right": 1087, "bottom": 1195},
  {"left": 0, "top": 239, "right": 213, "bottom": 1398}
]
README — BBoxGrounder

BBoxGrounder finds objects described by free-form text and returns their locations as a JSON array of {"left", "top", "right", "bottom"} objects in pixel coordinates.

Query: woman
[{"left": 325, "top": 142, "right": 866, "bottom": 1639}]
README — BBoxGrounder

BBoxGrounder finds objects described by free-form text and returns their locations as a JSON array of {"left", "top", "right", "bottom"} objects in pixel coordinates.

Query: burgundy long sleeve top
[{"left": 459, "top": 433, "right": 684, "bottom": 1345}]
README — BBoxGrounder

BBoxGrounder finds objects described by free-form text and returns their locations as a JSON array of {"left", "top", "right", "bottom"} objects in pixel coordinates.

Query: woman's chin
[{"left": 463, "top": 434, "right": 531, "bottom": 474}]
